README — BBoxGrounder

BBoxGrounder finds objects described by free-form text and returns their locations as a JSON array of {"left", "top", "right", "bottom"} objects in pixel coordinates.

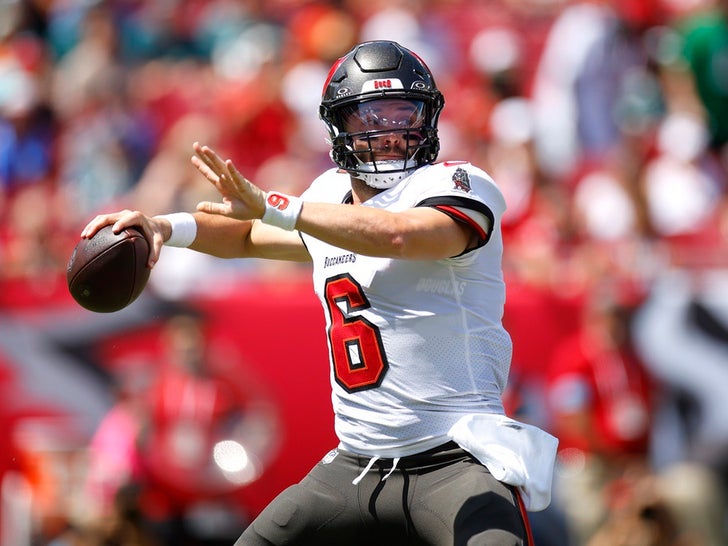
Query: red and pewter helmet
[{"left": 319, "top": 40, "right": 445, "bottom": 189}]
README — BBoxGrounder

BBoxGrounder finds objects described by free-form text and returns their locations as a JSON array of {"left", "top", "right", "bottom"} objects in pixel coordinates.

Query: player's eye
[
  {"left": 360, "top": 109, "right": 420, "bottom": 128},
  {"left": 341, "top": 100, "right": 425, "bottom": 132}
]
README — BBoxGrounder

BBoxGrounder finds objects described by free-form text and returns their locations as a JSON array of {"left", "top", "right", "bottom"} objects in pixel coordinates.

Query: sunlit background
[{"left": 1, "top": 0, "right": 727, "bottom": 545}]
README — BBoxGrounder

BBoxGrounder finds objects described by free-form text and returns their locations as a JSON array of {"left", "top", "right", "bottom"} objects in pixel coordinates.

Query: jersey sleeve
[
  {"left": 412, "top": 162, "right": 506, "bottom": 249},
  {"left": 418, "top": 198, "right": 493, "bottom": 247}
]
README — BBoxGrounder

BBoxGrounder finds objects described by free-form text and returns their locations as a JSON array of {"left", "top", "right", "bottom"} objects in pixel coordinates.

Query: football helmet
[{"left": 320, "top": 41, "right": 444, "bottom": 189}]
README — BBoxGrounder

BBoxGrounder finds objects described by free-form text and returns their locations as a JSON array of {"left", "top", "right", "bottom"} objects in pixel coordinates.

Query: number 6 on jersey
[{"left": 324, "top": 274, "right": 389, "bottom": 392}]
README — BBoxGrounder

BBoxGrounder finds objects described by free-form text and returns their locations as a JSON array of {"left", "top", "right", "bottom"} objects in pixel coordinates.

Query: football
[{"left": 67, "top": 225, "right": 151, "bottom": 313}]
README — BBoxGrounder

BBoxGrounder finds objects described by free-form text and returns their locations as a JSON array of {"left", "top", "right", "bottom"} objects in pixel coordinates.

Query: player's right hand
[{"left": 81, "top": 210, "right": 168, "bottom": 269}]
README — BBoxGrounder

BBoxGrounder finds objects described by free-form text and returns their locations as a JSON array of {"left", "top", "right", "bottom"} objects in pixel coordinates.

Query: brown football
[{"left": 67, "top": 225, "right": 151, "bottom": 313}]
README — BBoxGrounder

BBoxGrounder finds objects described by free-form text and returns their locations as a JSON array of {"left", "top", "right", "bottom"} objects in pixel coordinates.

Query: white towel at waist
[{"left": 448, "top": 413, "right": 558, "bottom": 512}]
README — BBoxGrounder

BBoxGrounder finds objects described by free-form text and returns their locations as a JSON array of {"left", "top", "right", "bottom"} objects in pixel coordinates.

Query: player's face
[{"left": 342, "top": 99, "right": 426, "bottom": 161}]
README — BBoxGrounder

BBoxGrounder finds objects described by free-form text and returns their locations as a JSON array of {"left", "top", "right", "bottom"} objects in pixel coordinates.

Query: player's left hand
[{"left": 191, "top": 142, "right": 267, "bottom": 221}]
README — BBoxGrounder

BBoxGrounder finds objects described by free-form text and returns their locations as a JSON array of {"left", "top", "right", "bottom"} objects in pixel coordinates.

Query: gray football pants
[{"left": 234, "top": 441, "right": 532, "bottom": 545}]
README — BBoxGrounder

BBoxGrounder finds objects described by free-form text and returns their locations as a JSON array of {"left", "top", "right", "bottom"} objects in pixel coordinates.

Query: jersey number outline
[{"left": 324, "top": 273, "right": 389, "bottom": 392}]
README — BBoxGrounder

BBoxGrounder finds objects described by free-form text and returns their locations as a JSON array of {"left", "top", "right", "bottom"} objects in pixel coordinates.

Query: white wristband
[
  {"left": 158, "top": 212, "right": 197, "bottom": 247},
  {"left": 261, "top": 191, "right": 303, "bottom": 231}
]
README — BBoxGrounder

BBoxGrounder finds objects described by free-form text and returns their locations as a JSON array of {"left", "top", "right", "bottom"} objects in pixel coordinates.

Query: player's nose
[{"left": 375, "top": 131, "right": 404, "bottom": 149}]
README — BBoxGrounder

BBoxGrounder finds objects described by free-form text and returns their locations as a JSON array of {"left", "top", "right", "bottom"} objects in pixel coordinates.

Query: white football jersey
[{"left": 300, "top": 162, "right": 512, "bottom": 457}]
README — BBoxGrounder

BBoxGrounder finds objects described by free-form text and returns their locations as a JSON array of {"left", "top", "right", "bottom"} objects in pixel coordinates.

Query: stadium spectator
[{"left": 546, "top": 287, "right": 655, "bottom": 545}]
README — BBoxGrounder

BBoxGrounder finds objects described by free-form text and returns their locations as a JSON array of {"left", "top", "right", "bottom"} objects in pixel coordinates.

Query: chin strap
[
  {"left": 355, "top": 165, "right": 417, "bottom": 189},
  {"left": 355, "top": 172, "right": 406, "bottom": 189}
]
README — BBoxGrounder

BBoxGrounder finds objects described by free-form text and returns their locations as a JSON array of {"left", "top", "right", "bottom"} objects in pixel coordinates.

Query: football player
[{"left": 83, "top": 40, "right": 557, "bottom": 546}]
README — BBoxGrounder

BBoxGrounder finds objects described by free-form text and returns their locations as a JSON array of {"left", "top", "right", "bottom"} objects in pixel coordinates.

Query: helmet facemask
[{"left": 326, "top": 98, "right": 437, "bottom": 189}]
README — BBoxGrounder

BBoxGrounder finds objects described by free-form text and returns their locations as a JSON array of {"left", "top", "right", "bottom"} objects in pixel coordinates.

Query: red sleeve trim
[{"left": 435, "top": 205, "right": 488, "bottom": 243}]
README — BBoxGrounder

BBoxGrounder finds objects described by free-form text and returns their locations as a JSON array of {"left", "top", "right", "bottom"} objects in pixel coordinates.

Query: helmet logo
[
  {"left": 412, "top": 81, "right": 427, "bottom": 90},
  {"left": 336, "top": 87, "right": 351, "bottom": 96},
  {"left": 362, "top": 78, "right": 404, "bottom": 92}
]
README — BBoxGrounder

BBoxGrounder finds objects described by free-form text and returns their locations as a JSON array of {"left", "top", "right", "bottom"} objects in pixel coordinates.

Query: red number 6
[{"left": 324, "top": 274, "right": 388, "bottom": 392}]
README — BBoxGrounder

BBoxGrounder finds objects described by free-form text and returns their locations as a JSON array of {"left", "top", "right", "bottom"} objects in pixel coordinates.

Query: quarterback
[{"left": 83, "top": 40, "right": 557, "bottom": 546}]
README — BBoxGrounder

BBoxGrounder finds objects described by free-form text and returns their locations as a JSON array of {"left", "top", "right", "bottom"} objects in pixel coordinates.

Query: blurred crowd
[{"left": 1, "top": 0, "right": 728, "bottom": 545}]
